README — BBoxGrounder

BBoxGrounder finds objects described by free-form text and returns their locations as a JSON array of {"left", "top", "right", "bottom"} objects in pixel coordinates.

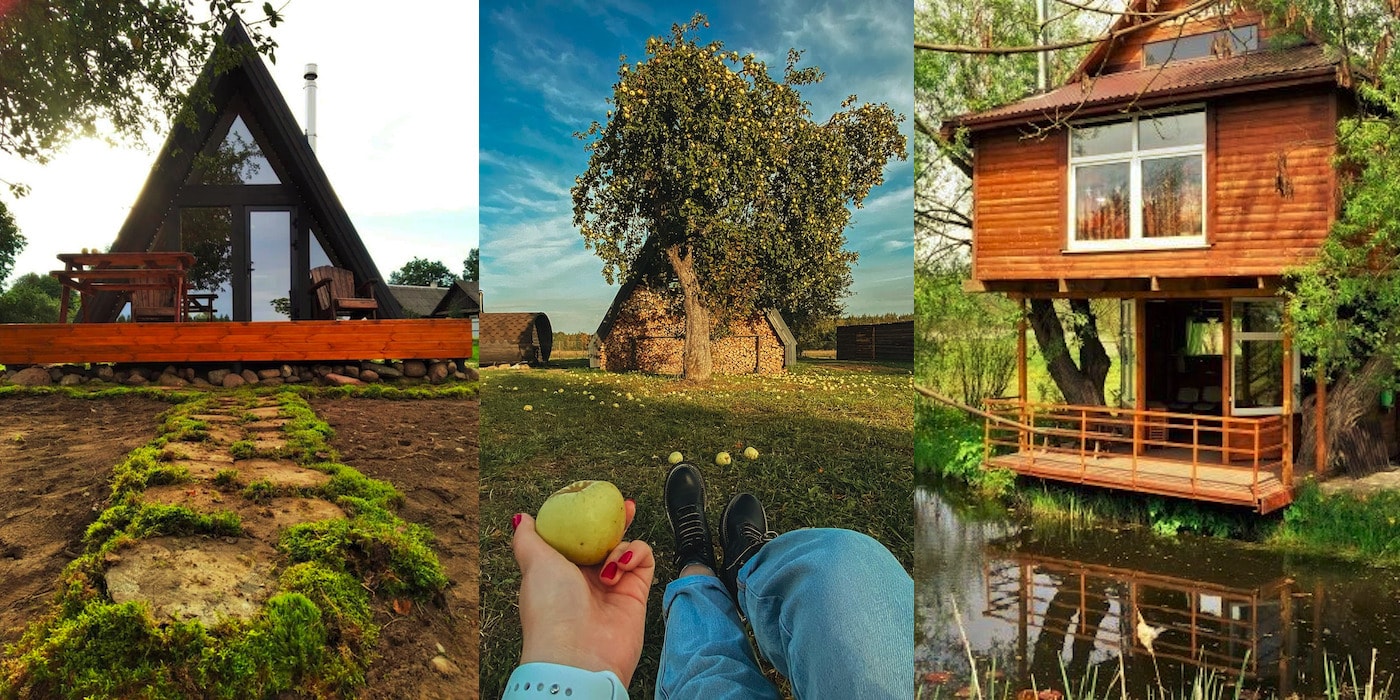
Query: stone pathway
[
  {"left": 1318, "top": 464, "right": 1400, "bottom": 496},
  {"left": 104, "top": 395, "right": 348, "bottom": 628}
]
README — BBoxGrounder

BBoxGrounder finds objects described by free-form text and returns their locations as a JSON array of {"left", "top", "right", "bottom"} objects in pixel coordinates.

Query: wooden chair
[
  {"left": 309, "top": 265, "right": 378, "bottom": 320},
  {"left": 130, "top": 289, "right": 179, "bottom": 322}
]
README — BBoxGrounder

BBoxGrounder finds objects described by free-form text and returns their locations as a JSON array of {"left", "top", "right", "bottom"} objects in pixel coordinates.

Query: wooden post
[
  {"left": 1222, "top": 298, "right": 1233, "bottom": 420},
  {"left": 1018, "top": 298, "right": 1029, "bottom": 453},
  {"left": 1135, "top": 297, "right": 1147, "bottom": 456},
  {"left": 1282, "top": 317, "right": 1294, "bottom": 488},
  {"left": 1315, "top": 365, "right": 1328, "bottom": 475}
]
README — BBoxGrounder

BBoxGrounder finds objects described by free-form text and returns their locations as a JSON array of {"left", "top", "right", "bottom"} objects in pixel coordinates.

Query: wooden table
[{"left": 51, "top": 252, "right": 197, "bottom": 323}]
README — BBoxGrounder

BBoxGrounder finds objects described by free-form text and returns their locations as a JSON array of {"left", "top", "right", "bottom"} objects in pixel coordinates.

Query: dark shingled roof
[
  {"left": 389, "top": 285, "right": 450, "bottom": 317},
  {"left": 948, "top": 44, "right": 1343, "bottom": 133}
]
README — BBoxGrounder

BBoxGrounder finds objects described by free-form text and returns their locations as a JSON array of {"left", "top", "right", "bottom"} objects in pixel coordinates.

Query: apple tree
[{"left": 572, "top": 15, "right": 906, "bottom": 380}]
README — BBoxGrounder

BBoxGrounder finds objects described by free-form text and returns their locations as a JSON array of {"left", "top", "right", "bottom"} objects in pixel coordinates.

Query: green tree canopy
[
  {"left": 0, "top": 1, "right": 281, "bottom": 173},
  {"left": 0, "top": 272, "right": 66, "bottom": 323},
  {"left": 388, "top": 257, "right": 458, "bottom": 287},
  {"left": 573, "top": 15, "right": 906, "bottom": 379},
  {"left": 0, "top": 200, "right": 22, "bottom": 290},
  {"left": 463, "top": 248, "right": 479, "bottom": 282}
]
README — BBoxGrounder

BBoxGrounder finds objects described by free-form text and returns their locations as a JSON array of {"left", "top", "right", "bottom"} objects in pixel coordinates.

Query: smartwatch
[{"left": 501, "top": 662, "right": 630, "bottom": 699}]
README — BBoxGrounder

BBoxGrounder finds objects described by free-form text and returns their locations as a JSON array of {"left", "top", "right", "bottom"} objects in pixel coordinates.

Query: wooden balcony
[
  {"left": 983, "top": 399, "right": 1294, "bottom": 513},
  {"left": 0, "top": 319, "right": 473, "bottom": 366}
]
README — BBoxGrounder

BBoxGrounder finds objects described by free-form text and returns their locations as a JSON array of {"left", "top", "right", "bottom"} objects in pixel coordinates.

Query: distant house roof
[
  {"left": 947, "top": 44, "right": 1345, "bottom": 134},
  {"left": 389, "top": 285, "right": 450, "bottom": 317},
  {"left": 430, "top": 280, "right": 482, "bottom": 318},
  {"left": 96, "top": 18, "right": 402, "bottom": 320}
]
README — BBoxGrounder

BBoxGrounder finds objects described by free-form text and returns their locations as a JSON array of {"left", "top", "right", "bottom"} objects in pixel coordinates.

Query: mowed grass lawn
[{"left": 479, "top": 359, "right": 914, "bottom": 697}]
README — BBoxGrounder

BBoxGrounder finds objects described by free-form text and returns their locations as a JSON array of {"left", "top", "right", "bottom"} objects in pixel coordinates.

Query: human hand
[{"left": 511, "top": 499, "right": 654, "bottom": 687}]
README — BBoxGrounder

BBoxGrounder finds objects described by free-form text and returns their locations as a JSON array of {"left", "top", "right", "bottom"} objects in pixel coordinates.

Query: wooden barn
[
  {"left": 945, "top": 0, "right": 1368, "bottom": 513},
  {"left": 479, "top": 312, "right": 552, "bottom": 365},
  {"left": 0, "top": 18, "right": 471, "bottom": 366},
  {"left": 588, "top": 276, "right": 796, "bottom": 375},
  {"left": 837, "top": 321, "right": 914, "bottom": 362}
]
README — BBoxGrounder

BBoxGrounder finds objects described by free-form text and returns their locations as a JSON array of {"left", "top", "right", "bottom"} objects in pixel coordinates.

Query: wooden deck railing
[{"left": 983, "top": 399, "right": 1289, "bottom": 501}]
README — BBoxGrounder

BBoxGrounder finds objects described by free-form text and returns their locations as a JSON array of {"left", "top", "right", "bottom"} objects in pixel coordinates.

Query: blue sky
[{"left": 480, "top": 0, "right": 914, "bottom": 332}]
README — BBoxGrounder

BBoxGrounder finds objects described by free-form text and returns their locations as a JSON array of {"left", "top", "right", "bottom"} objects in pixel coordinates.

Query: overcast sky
[
  {"left": 480, "top": 0, "right": 915, "bottom": 332},
  {"left": 0, "top": 0, "right": 478, "bottom": 286}
]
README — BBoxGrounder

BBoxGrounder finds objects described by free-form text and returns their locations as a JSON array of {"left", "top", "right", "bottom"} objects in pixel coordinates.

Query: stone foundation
[{"left": 1, "top": 359, "right": 480, "bottom": 388}]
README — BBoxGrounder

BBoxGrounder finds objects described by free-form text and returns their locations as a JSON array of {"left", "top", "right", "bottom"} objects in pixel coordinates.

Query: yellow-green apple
[{"left": 535, "top": 480, "right": 627, "bottom": 566}]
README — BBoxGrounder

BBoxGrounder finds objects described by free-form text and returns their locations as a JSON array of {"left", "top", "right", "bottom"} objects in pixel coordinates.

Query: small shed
[
  {"left": 430, "top": 280, "right": 482, "bottom": 318},
  {"left": 836, "top": 321, "right": 914, "bottom": 362},
  {"left": 589, "top": 280, "right": 796, "bottom": 375},
  {"left": 389, "top": 284, "right": 449, "bottom": 318},
  {"left": 480, "top": 312, "right": 552, "bottom": 364}
]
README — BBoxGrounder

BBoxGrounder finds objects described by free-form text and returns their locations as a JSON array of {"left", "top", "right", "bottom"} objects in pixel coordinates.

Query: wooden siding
[
  {"left": 0, "top": 319, "right": 472, "bottom": 365},
  {"left": 972, "top": 87, "right": 1339, "bottom": 283},
  {"left": 596, "top": 285, "right": 785, "bottom": 375},
  {"left": 835, "top": 321, "right": 914, "bottom": 362},
  {"left": 1090, "top": 0, "right": 1269, "bottom": 76}
]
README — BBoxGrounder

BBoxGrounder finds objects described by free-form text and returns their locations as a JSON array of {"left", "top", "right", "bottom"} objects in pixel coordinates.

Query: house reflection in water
[{"left": 983, "top": 538, "right": 1321, "bottom": 698}]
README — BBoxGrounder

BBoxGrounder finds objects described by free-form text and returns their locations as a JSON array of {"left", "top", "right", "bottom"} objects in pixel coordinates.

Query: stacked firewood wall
[{"left": 598, "top": 286, "right": 784, "bottom": 375}]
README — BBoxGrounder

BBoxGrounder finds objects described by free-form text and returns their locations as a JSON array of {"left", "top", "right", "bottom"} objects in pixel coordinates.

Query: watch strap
[{"left": 501, "top": 662, "right": 630, "bottom": 699}]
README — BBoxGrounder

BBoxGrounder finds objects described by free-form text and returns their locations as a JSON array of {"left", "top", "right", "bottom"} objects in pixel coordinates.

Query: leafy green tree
[
  {"left": 389, "top": 257, "right": 458, "bottom": 287},
  {"left": 574, "top": 15, "right": 906, "bottom": 380},
  {"left": 916, "top": 1, "right": 1118, "bottom": 406},
  {"left": 0, "top": 1, "right": 281, "bottom": 174},
  {"left": 0, "top": 200, "right": 23, "bottom": 290},
  {"left": 0, "top": 273, "right": 67, "bottom": 323},
  {"left": 1260, "top": 0, "right": 1399, "bottom": 472},
  {"left": 463, "top": 248, "right": 479, "bottom": 282}
]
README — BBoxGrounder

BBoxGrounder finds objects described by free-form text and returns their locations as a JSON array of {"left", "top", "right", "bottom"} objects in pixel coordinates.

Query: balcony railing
[{"left": 982, "top": 399, "right": 1290, "bottom": 506}]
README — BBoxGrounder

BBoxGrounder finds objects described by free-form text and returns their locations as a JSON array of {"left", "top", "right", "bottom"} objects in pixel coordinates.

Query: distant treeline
[
  {"left": 551, "top": 313, "right": 912, "bottom": 354},
  {"left": 552, "top": 332, "right": 592, "bottom": 351}
]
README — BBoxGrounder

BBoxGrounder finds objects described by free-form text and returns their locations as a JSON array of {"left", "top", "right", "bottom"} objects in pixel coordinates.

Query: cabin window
[
  {"left": 1143, "top": 25, "right": 1259, "bottom": 66},
  {"left": 1231, "top": 300, "right": 1296, "bottom": 416},
  {"left": 1068, "top": 109, "right": 1206, "bottom": 251}
]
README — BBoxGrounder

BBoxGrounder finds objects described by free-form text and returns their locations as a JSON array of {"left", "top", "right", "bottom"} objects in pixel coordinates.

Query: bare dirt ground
[
  {"left": 0, "top": 394, "right": 172, "bottom": 645},
  {"left": 312, "top": 397, "right": 479, "bottom": 700},
  {"left": 0, "top": 393, "right": 479, "bottom": 699}
]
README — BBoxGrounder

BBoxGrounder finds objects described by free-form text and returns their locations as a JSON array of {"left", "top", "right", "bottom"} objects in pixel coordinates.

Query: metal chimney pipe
[
  {"left": 303, "top": 63, "right": 318, "bottom": 151},
  {"left": 1036, "top": 0, "right": 1048, "bottom": 92}
]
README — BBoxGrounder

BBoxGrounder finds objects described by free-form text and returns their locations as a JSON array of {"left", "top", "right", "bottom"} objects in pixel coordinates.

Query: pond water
[{"left": 916, "top": 481, "right": 1400, "bottom": 698}]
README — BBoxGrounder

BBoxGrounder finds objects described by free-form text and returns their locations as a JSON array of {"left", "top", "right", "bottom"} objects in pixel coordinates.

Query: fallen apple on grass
[
  {"left": 743, "top": 446, "right": 759, "bottom": 460},
  {"left": 715, "top": 451, "right": 732, "bottom": 466},
  {"left": 668, "top": 451, "right": 684, "bottom": 465},
  {"left": 534, "top": 480, "right": 627, "bottom": 566}
]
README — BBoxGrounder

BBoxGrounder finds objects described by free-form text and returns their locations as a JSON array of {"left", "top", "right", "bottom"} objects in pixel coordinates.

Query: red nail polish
[
  {"left": 510, "top": 513, "right": 522, "bottom": 530},
  {"left": 620, "top": 551, "right": 634, "bottom": 565},
  {"left": 600, "top": 561, "right": 618, "bottom": 580}
]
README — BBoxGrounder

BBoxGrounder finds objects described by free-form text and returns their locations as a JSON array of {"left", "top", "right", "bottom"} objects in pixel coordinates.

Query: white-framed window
[
  {"left": 1067, "top": 108, "right": 1207, "bottom": 251},
  {"left": 1230, "top": 300, "right": 1298, "bottom": 416}
]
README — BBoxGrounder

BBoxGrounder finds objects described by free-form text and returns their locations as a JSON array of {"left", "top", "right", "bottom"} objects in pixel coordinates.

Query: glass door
[{"left": 247, "top": 209, "right": 294, "bottom": 321}]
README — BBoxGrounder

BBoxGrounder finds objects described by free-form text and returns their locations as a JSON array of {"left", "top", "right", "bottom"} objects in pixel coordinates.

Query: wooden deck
[
  {"left": 987, "top": 449, "right": 1293, "bottom": 513},
  {"left": 983, "top": 399, "right": 1294, "bottom": 513},
  {"left": 0, "top": 319, "right": 472, "bottom": 365}
]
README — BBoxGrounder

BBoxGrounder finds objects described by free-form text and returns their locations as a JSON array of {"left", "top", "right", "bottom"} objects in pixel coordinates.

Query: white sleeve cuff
[{"left": 501, "top": 662, "right": 630, "bottom": 700}]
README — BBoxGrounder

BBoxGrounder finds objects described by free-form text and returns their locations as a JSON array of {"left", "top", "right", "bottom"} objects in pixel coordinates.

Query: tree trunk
[
  {"left": 665, "top": 243, "right": 712, "bottom": 381},
  {"left": 1297, "top": 353, "right": 1392, "bottom": 476},
  {"left": 1027, "top": 298, "right": 1111, "bottom": 406}
]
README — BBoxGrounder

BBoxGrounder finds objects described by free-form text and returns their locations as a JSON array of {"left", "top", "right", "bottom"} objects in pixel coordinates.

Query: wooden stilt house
[{"left": 944, "top": 0, "right": 1373, "bottom": 512}]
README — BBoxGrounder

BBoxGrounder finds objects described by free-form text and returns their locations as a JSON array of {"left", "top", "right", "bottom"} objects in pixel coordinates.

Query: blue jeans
[{"left": 655, "top": 528, "right": 912, "bottom": 699}]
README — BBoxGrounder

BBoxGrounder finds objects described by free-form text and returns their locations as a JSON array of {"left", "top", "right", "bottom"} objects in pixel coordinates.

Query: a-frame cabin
[
  {"left": 0, "top": 19, "right": 471, "bottom": 366},
  {"left": 100, "top": 19, "right": 402, "bottom": 322},
  {"left": 945, "top": 0, "right": 1370, "bottom": 512}
]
